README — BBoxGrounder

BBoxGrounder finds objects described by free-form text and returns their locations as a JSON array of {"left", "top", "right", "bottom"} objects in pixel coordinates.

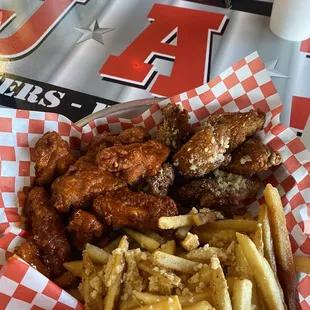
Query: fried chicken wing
[
  {"left": 172, "top": 123, "right": 231, "bottom": 178},
  {"left": 178, "top": 170, "right": 261, "bottom": 208},
  {"left": 16, "top": 187, "right": 70, "bottom": 278},
  {"left": 225, "top": 138, "right": 282, "bottom": 176},
  {"left": 33, "top": 131, "right": 76, "bottom": 186},
  {"left": 133, "top": 163, "right": 175, "bottom": 197},
  {"left": 84, "top": 127, "right": 150, "bottom": 157},
  {"left": 93, "top": 189, "right": 178, "bottom": 230},
  {"left": 67, "top": 210, "right": 105, "bottom": 250},
  {"left": 157, "top": 103, "right": 190, "bottom": 151},
  {"left": 172, "top": 110, "right": 265, "bottom": 178},
  {"left": 15, "top": 238, "right": 50, "bottom": 277},
  {"left": 205, "top": 110, "right": 265, "bottom": 151},
  {"left": 96, "top": 140, "right": 170, "bottom": 183},
  {"left": 51, "top": 169, "right": 126, "bottom": 212}
]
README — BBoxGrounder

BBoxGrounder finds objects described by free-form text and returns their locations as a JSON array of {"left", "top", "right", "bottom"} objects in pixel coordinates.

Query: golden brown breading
[
  {"left": 67, "top": 210, "right": 105, "bottom": 250},
  {"left": 205, "top": 110, "right": 265, "bottom": 151},
  {"left": 133, "top": 163, "right": 175, "bottom": 197},
  {"left": 225, "top": 138, "right": 282, "bottom": 176},
  {"left": 15, "top": 238, "right": 50, "bottom": 278},
  {"left": 93, "top": 189, "right": 178, "bottom": 230},
  {"left": 33, "top": 131, "right": 76, "bottom": 186},
  {"left": 157, "top": 102, "right": 190, "bottom": 151},
  {"left": 178, "top": 170, "right": 261, "bottom": 208},
  {"left": 51, "top": 169, "right": 126, "bottom": 212},
  {"left": 172, "top": 110, "right": 265, "bottom": 178},
  {"left": 16, "top": 187, "right": 71, "bottom": 278},
  {"left": 84, "top": 127, "right": 150, "bottom": 157},
  {"left": 96, "top": 140, "right": 170, "bottom": 183}
]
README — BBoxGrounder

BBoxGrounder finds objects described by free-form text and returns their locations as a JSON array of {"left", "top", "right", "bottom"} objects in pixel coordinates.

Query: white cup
[{"left": 270, "top": 0, "right": 310, "bottom": 41}]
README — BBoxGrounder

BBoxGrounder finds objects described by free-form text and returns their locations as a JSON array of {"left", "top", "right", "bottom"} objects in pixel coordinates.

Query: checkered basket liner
[{"left": 0, "top": 52, "right": 309, "bottom": 309}]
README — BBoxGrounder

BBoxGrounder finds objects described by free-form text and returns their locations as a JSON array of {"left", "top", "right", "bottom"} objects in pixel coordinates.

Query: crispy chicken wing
[
  {"left": 225, "top": 138, "right": 282, "bottom": 176},
  {"left": 67, "top": 210, "right": 105, "bottom": 250},
  {"left": 93, "top": 189, "right": 178, "bottom": 230},
  {"left": 205, "top": 110, "right": 265, "bottom": 151},
  {"left": 157, "top": 103, "right": 190, "bottom": 151},
  {"left": 133, "top": 163, "right": 175, "bottom": 197},
  {"left": 33, "top": 131, "right": 76, "bottom": 186},
  {"left": 178, "top": 170, "right": 261, "bottom": 208},
  {"left": 15, "top": 238, "right": 50, "bottom": 277},
  {"left": 15, "top": 187, "right": 70, "bottom": 278},
  {"left": 172, "top": 110, "right": 265, "bottom": 178},
  {"left": 51, "top": 169, "right": 126, "bottom": 212},
  {"left": 96, "top": 140, "right": 170, "bottom": 183}
]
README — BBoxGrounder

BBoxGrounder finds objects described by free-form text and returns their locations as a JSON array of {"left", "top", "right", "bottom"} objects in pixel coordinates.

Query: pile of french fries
[{"left": 56, "top": 184, "right": 309, "bottom": 310}]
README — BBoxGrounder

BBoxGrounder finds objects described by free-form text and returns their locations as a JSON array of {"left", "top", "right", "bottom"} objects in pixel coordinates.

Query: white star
[
  {"left": 75, "top": 20, "right": 114, "bottom": 45},
  {"left": 264, "top": 59, "right": 289, "bottom": 79}
]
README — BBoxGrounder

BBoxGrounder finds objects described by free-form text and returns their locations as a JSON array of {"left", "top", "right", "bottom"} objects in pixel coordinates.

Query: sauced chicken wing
[
  {"left": 157, "top": 103, "right": 190, "bottom": 151},
  {"left": 68, "top": 127, "right": 151, "bottom": 174},
  {"left": 133, "top": 163, "right": 175, "bottom": 197},
  {"left": 178, "top": 170, "right": 261, "bottom": 208},
  {"left": 83, "top": 127, "right": 150, "bottom": 157},
  {"left": 93, "top": 189, "right": 178, "bottom": 230},
  {"left": 33, "top": 131, "right": 76, "bottom": 186},
  {"left": 15, "top": 238, "right": 50, "bottom": 277},
  {"left": 172, "top": 110, "right": 265, "bottom": 178},
  {"left": 51, "top": 168, "right": 126, "bottom": 212},
  {"left": 96, "top": 140, "right": 170, "bottom": 183},
  {"left": 67, "top": 210, "right": 105, "bottom": 250},
  {"left": 16, "top": 187, "right": 70, "bottom": 278},
  {"left": 225, "top": 138, "right": 282, "bottom": 176}
]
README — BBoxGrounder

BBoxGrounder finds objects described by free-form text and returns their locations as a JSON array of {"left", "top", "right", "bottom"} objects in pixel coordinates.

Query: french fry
[
  {"left": 179, "top": 291, "right": 212, "bottom": 307},
  {"left": 183, "top": 301, "right": 215, "bottom": 310},
  {"left": 119, "top": 299, "right": 141, "bottom": 310},
  {"left": 132, "top": 296, "right": 182, "bottom": 310},
  {"left": 258, "top": 204, "right": 277, "bottom": 275},
  {"left": 103, "top": 235, "right": 124, "bottom": 253},
  {"left": 104, "top": 236, "right": 129, "bottom": 310},
  {"left": 264, "top": 184, "right": 299, "bottom": 310},
  {"left": 236, "top": 233, "right": 286, "bottom": 310},
  {"left": 159, "top": 215, "right": 195, "bottom": 229},
  {"left": 181, "top": 233, "right": 200, "bottom": 251},
  {"left": 195, "top": 220, "right": 257, "bottom": 233},
  {"left": 139, "top": 228, "right": 166, "bottom": 245},
  {"left": 210, "top": 255, "right": 232, "bottom": 310},
  {"left": 186, "top": 245, "right": 227, "bottom": 263},
  {"left": 232, "top": 278, "right": 252, "bottom": 310},
  {"left": 124, "top": 228, "right": 160, "bottom": 252},
  {"left": 175, "top": 208, "right": 198, "bottom": 239},
  {"left": 243, "top": 211, "right": 253, "bottom": 220},
  {"left": 138, "top": 260, "right": 181, "bottom": 286},
  {"left": 64, "top": 261, "right": 83, "bottom": 277},
  {"left": 253, "top": 224, "right": 264, "bottom": 255},
  {"left": 133, "top": 291, "right": 168, "bottom": 304},
  {"left": 153, "top": 251, "right": 200, "bottom": 274},
  {"left": 161, "top": 240, "right": 176, "bottom": 255},
  {"left": 133, "top": 289, "right": 213, "bottom": 307},
  {"left": 54, "top": 271, "right": 78, "bottom": 288},
  {"left": 81, "top": 252, "right": 104, "bottom": 310},
  {"left": 294, "top": 255, "right": 310, "bottom": 274},
  {"left": 66, "top": 288, "right": 83, "bottom": 301},
  {"left": 85, "top": 243, "right": 110, "bottom": 265},
  {"left": 192, "top": 229, "right": 236, "bottom": 245}
]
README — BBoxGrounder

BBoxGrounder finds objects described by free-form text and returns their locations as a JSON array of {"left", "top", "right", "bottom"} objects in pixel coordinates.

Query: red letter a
[{"left": 100, "top": 4, "right": 226, "bottom": 97}]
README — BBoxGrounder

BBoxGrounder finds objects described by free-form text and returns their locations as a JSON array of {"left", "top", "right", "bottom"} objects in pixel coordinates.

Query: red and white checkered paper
[{"left": 0, "top": 52, "right": 309, "bottom": 309}]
